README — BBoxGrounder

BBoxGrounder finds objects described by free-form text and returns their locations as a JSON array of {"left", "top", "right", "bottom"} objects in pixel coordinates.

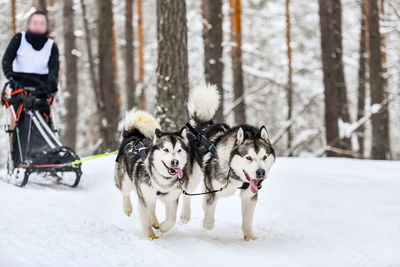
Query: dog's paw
[
  {"left": 149, "top": 235, "right": 159, "bottom": 240},
  {"left": 123, "top": 206, "right": 132, "bottom": 217},
  {"left": 180, "top": 214, "right": 190, "bottom": 224},
  {"left": 203, "top": 219, "right": 215, "bottom": 230},
  {"left": 243, "top": 233, "right": 258, "bottom": 241},
  {"left": 123, "top": 199, "right": 133, "bottom": 216},
  {"left": 159, "top": 220, "right": 174, "bottom": 233},
  {"left": 152, "top": 221, "right": 160, "bottom": 229}
]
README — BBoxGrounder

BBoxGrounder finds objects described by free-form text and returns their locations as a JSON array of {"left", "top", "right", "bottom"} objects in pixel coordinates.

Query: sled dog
[
  {"left": 114, "top": 109, "right": 189, "bottom": 239},
  {"left": 181, "top": 85, "right": 276, "bottom": 240}
]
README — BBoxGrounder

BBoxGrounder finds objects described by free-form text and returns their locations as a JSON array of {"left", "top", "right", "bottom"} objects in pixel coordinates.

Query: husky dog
[
  {"left": 181, "top": 85, "right": 276, "bottom": 241},
  {"left": 114, "top": 109, "right": 189, "bottom": 239}
]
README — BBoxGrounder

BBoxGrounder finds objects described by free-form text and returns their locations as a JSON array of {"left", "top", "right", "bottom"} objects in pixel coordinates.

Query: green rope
[
  {"left": 71, "top": 150, "right": 118, "bottom": 166},
  {"left": 15, "top": 127, "right": 24, "bottom": 163}
]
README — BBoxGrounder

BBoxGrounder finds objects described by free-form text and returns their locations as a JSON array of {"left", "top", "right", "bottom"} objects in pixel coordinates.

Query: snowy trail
[{"left": 1, "top": 157, "right": 399, "bottom": 267}]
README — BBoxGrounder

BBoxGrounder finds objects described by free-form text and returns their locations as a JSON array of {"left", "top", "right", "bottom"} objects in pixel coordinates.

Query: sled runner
[{"left": 2, "top": 77, "right": 82, "bottom": 187}]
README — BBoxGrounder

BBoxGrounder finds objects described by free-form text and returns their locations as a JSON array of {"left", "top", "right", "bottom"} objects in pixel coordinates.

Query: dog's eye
[
  {"left": 177, "top": 149, "right": 182, "bottom": 153},
  {"left": 163, "top": 148, "right": 169, "bottom": 153},
  {"left": 245, "top": 156, "right": 252, "bottom": 161},
  {"left": 263, "top": 155, "right": 268, "bottom": 160}
]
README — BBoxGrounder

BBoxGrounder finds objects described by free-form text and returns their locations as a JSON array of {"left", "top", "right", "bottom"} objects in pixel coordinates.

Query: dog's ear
[
  {"left": 259, "top": 126, "right": 270, "bottom": 143},
  {"left": 236, "top": 127, "right": 244, "bottom": 145},
  {"left": 155, "top": 128, "right": 163, "bottom": 139},
  {"left": 179, "top": 127, "right": 188, "bottom": 144}
]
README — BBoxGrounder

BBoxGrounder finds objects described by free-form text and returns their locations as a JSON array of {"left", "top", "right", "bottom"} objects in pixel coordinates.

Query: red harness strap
[{"left": 2, "top": 88, "right": 26, "bottom": 123}]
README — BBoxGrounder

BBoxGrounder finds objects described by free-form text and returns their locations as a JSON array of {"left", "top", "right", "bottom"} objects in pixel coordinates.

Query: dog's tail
[
  {"left": 188, "top": 84, "right": 220, "bottom": 126},
  {"left": 124, "top": 108, "right": 161, "bottom": 139}
]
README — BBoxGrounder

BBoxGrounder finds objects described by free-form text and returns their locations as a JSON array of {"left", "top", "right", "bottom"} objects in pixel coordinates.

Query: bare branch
[
  {"left": 223, "top": 85, "right": 272, "bottom": 117},
  {"left": 242, "top": 65, "right": 286, "bottom": 89},
  {"left": 271, "top": 93, "right": 322, "bottom": 145}
]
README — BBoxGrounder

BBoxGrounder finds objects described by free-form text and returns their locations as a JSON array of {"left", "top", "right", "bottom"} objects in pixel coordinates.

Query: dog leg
[
  {"left": 149, "top": 199, "right": 159, "bottom": 229},
  {"left": 121, "top": 176, "right": 134, "bottom": 216},
  {"left": 180, "top": 195, "right": 191, "bottom": 224},
  {"left": 160, "top": 198, "right": 179, "bottom": 233},
  {"left": 241, "top": 194, "right": 258, "bottom": 241},
  {"left": 180, "top": 163, "right": 202, "bottom": 223},
  {"left": 202, "top": 194, "right": 217, "bottom": 230},
  {"left": 138, "top": 199, "right": 158, "bottom": 239}
]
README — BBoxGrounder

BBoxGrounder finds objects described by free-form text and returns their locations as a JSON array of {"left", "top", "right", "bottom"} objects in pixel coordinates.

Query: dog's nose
[
  {"left": 171, "top": 159, "right": 179, "bottom": 167},
  {"left": 256, "top": 168, "right": 265, "bottom": 178}
]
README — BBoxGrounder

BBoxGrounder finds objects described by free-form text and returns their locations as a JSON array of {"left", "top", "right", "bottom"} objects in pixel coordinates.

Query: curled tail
[
  {"left": 124, "top": 108, "right": 161, "bottom": 139},
  {"left": 188, "top": 84, "right": 221, "bottom": 126}
]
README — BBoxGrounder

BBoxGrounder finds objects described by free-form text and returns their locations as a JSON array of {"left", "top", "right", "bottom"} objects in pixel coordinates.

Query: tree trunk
[
  {"left": 33, "top": 0, "right": 47, "bottom": 13},
  {"left": 98, "top": 0, "right": 119, "bottom": 150},
  {"left": 48, "top": 0, "right": 56, "bottom": 36},
  {"left": 230, "top": 0, "right": 246, "bottom": 124},
  {"left": 125, "top": 0, "right": 136, "bottom": 110},
  {"left": 335, "top": 1, "right": 352, "bottom": 153},
  {"left": 367, "top": 0, "right": 391, "bottom": 159},
  {"left": 155, "top": 0, "right": 189, "bottom": 132},
  {"left": 285, "top": 0, "right": 293, "bottom": 154},
  {"left": 356, "top": 0, "right": 368, "bottom": 158},
  {"left": 318, "top": 0, "right": 351, "bottom": 157},
  {"left": 62, "top": 0, "right": 78, "bottom": 150},
  {"left": 137, "top": 0, "right": 145, "bottom": 110},
  {"left": 202, "top": 0, "right": 224, "bottom": 122},
  {"left": 380, "top": 0, "right": 388, "bottom": 91},
  {"left": 11, "top": 0, "right": 16, "bottom": 34},
  {"left": 112, "top": 5, "right": 120, "bottom": 106},
  {"left": 80, "top": 0, "right": 99, "bottom": 99}
]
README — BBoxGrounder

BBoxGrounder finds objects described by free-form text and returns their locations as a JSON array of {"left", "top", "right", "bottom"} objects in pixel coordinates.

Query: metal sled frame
[{"left": 2, "top": 82, "right": 82, "bottom": 187}]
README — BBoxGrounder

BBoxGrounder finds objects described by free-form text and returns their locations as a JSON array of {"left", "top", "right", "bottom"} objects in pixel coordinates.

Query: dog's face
[
  {"left": 150, "top": 128, "right": 188, "bottom": 181},
  {"left": 230, "top": 126, "right": 275, "bottom": 194}
]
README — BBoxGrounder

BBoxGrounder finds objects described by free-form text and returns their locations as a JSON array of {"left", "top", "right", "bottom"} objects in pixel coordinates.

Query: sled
[{"left": 2, "top": 78, "right": 82, "bottom": 187}]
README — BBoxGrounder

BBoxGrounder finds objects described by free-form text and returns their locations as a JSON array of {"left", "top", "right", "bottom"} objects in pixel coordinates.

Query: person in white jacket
[{"left": 2, "top": 11, "right": 59, "bottom": 97}]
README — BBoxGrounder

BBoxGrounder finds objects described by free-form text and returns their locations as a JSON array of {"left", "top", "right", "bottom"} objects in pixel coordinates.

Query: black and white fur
[
  {"left": 114, "top": 109, "right": 189, "bottom": 239},
  {"left": 181, "top": 85, "right": 276, "bottom": 240}
]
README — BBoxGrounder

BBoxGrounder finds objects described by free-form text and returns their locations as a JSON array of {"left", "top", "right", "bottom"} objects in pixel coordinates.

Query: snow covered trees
[
  {"left": 1, "top": 0, "right": 399, "bottom": 159},
  {"left": 155, "top": 0, "right": 189, "bottom": 132}
]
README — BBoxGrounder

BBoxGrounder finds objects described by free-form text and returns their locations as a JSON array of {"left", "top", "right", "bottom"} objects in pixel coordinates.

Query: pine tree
[
  {"left": 367, "top": 0, "right": 391, "bottom": 159},
  {"left": 230, "top": 0, "right": 246, "bottom": 124},
  {"left": 62, "top": 0, "right": 78, "bottom": 150},
  {"left": 202, "top": 0, "right": 224, "bottom": 122},
  {"left": 155, "top": 0, "right": 189, "bottom": 132},
  {"left": 125, "top": 0, "right": 136, "bottom": 110},
  {"left": 319, "top": 0, "right": 351, "bottom": 156},
  {"left": 97, "top": 0, "right": 119, "bottom": 149}
]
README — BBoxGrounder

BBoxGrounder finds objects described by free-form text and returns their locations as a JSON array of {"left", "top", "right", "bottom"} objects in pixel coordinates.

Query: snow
[{"left": 1, "top": 157, "right": 399, "bottom": 267}]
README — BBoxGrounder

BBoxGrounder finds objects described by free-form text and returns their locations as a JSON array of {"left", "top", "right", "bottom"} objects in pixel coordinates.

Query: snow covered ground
[{"left": 0, "top": 157, "right": 399, "bottom": 267}]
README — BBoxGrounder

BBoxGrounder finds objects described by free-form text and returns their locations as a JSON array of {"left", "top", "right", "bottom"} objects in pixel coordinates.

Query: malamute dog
[
  {"left": 114, "top": 109, "right": 189, "bottom": 239},
  {"left": 181, "top": 85, "right": 276, "bottom": 241}
]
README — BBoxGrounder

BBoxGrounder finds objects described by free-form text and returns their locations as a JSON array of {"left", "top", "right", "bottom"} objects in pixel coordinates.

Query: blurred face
[{"left": 28, "top": 14, "right": 47, "bottom": 34}]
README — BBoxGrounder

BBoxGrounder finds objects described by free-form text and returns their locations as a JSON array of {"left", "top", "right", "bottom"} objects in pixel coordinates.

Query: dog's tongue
[
  {"left": 250, "top": 179, "right": 259, "bottom": 194},
  {"left": 172, "top": 168, "right": 183, "bottom": 179}
]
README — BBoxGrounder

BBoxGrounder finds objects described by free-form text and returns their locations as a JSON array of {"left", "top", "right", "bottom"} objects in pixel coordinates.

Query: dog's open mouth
[
  {"left": 162, "top": 161, "right": 183, "bottom": 179},
  {"left": 243, "top": 170, "right": 264, "bottom": 194}
]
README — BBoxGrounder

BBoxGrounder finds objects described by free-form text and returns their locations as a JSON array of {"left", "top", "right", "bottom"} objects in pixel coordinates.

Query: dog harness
[
  {"left": 115, "top": 136, "right": 152, "bottom": 163},
  {"left": 181, "top": 124, "right": 251, "bottom": 195},
  {"left": 186, "top": 122, "right": 217, "bottom": 160}
]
